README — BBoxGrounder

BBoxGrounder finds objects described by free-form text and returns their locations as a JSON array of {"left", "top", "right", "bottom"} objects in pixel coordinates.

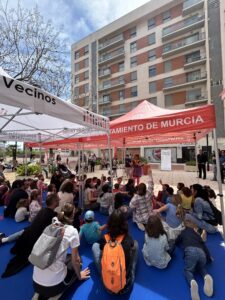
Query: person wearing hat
[{"left": 79, "top": 211, "right": 107, "bottom": 244}]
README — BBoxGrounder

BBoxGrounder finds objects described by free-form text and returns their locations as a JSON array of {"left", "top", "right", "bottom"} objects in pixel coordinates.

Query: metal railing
[
  {"left": 183, "top": 0, "right": 203, "bottom": 9},
  {"left": 99, "top": 78, "right": 125, "bottom": 90},
  {"left": 98, "top": 47, "right": 124, "bottom": 63},
  {"left": 164, "top": 72, "right": 207, "bottom": 88},
  {"left": 162, "top": 15, "right": 204, "bottom": 36},
  {"left": 98, "top": 68, "right": 111, "bottom": 77},
  {"left": 163, "top": 32, "right": 205, "bottom": 54},
  {"left": 185, "top": 55, "right": 206, "bottom": 64},
  {"left": 98, "top": 34, "right": 123, "bottom": 50}
]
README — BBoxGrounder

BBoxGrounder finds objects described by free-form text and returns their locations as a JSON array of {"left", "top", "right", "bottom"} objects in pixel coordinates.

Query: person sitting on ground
[
  {"left": 92, "top": 210, "right": 138, "bottom": 294},
  {"left": 208, "top": 188, "right": 217, "bottom": 204},
  {"left": 175, "top": 220, "right": 213, "bottom": 300},
  {"left": 84, "top": 178, "right": 99, "bottom": 211},
  {"left": 142, "top": 214, "right": 174, "bottom": 269},
  {"left": 4, "top": 179, "right": 29, "bottom": 218},
  {"left": 156, "top": 180, "right": 170, "bottom": 207},
  {"left": 129, "top": 165, "right": 154, "bottom": 231},
  {"left": 109, "top": 192, "right": 131, "bottom": 218},
  {"left": 15, "top": 199, "right": 29, "bottom": 223},
  {"left": 79, "top": 210, "right": 107, "bottom": 244},
  {"left": 180, "top": 187, "right": 193, "bottom": 212},
  {"left": 32, "top": 203, "right": 90, "bottom": 300},
  {"left": 125, "top": 178, "right": 136, "bottom": 200},
  {"left": 56, "top": 181, "right": 74, "bottom": 213},
  {"left": 153, "top": 194, "right": 185, "bottom": 240},
  {"left": 177, "top": 182, "right": 185, "bottom": 194},
  {"left": 98, "top": 184, "right": 113, "bottom": 215},
  {"left": 185, "top": 184, "right": 218, "bottom": 234},
  {"left": 165, "top": 187, "right": 174, "bottom": 204},
  {"left": 46, "top": 184, "right": 56, "bottom": 196},
  {"left": 29, "top": 190, "right": 42, "bottom": 222}
]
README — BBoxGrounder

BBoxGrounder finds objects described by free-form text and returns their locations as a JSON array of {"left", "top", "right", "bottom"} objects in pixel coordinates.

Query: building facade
[{"left": 71, "top": 0, "right": 225, "bottom": 161}]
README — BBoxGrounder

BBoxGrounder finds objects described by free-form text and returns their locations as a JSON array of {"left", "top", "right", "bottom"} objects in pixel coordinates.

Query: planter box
[
  {"left": 142, "top": 164, "right": 150, "bottom": 175},
  {"left": 184, "top": 165, "right": 197, "bottom": 172}
]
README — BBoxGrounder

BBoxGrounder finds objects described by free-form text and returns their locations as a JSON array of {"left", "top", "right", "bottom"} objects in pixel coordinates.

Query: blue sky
[{"left": 4, "top": 0, "right": 150, "bottom": 45}]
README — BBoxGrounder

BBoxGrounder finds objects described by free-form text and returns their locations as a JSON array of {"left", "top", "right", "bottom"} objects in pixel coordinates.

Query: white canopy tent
[{"left": 0, "top": 68, "right": 109, "bottom": 143}]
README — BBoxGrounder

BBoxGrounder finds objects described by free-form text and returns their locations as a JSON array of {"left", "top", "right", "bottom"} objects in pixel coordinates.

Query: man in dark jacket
[{"left": 197, "top": 149, "right": 208, "bottom": 179}]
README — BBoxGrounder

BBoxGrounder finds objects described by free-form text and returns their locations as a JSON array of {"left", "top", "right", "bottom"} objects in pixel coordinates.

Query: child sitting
[
  {"left": 29, "top": 190, "right": 41, "bottom": 222},
  {"left": 142, "top": 214, "right": 173, "bottom": 269},
  {"left": 79, "top": 210, "right": 106, "bottom": 244},
  {"left": 176, "top": 220, "right": 213, "bottom": 300},
  {"left": 15, "top": 199, "right": 29, "bottom": 222}
]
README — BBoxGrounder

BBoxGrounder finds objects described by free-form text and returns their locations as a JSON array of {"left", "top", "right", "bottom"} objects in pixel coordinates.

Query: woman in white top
[
  {"left": 55, "top": 181, "right": 74, "bottom": 213},
  {"left": 33, "top": 203, "right": 90, "bottom": 299}
]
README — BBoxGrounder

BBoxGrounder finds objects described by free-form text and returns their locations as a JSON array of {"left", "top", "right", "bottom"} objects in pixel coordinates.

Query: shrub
[
  {"left": 186, "top": 160, "right": 196, "bottom": 166},
  {"left": 17, "top": 163, "right": 42, "bottom": 176}
]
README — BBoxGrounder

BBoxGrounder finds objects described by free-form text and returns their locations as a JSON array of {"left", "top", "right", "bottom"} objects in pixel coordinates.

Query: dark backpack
[{"left": 205, "top": 201, "right": 222, "bottom": 226}]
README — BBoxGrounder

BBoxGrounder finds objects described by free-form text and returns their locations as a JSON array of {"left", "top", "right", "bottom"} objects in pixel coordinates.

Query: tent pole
[
  {"left": 25, "top": 146, "right": 27, "bottom": 177},
  {"left": 194, "top": 133, "right": 198, "bottom": 179},
  {"left": 107, "top": 133, "right": 112, "bottom": 180},
  {"left": 213, "top": 128, "right": 225, "bottom": 239}
]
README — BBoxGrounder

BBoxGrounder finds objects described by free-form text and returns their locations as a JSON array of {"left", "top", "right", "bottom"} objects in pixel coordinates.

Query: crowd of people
[{"left": 0, "top": 158, "right": 221, "bottom": 300}]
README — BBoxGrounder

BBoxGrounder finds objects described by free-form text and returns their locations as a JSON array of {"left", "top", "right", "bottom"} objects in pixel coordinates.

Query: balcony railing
[
  {"left": 98, "top": 47, "right": 124, "bottom": 64},
  {"left": 98, "top": 78, "right": 125, "bottom": 91},
  {"left": 186, "top": 94, "right": 207, "bottom": 103},
  {"left": 162, "top": 15, "right": 204, "bottom": 38},
  {"left": 164, "top": 72, "right": 207, "bottom": 90},
  {"left": 98, "top": 98, "right": 111, "bottom": 105},
  {"left": 185, "top": 55, "right": 206, "bottom": 64},
  {"left": 98, "top": 34, "right": 124, "bottom": 51},
  {"left": 183, "top": 0, "right": 204, "bottom": 15},
  {"left": 98, "top": 68, "right": 111, "bottom": 78},
  {"left": 162, "top": 33, "right": 205, "bottom": 56}
]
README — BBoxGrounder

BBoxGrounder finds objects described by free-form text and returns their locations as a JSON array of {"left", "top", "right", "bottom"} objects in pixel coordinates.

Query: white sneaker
[
  {"left": 201, "top": 230, "right": 207, "bottom": 242},
  {"left": 190, "top": 280, "right": 200, "bottom": 300},
  {"left": 136, "top": 222, "right": 145, "bottom": 231},
  {"left": 204, "top": 274, "right": 213, "bottom": 297}
]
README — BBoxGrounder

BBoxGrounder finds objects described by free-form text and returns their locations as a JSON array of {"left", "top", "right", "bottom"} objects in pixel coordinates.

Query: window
[
  {"left": 74, "top": 75, "right": 79, "bottom": 84},
  {"left": 148, "top": 33, "right": 156, "bottom": 45},
  {"left": 165, "top": 95, "right": 173, "bottom": 106},
  {"left": 131, "top": 86, "right": 138, "bottom": 97},
  {"left": 148, "top": 97, "right": 157, "bottom": 105},
  {"left": 186, "top": 89, "right": 202, "bottom": 102},
  {"left": 103, "top": 80, "right": 110, "bottom": 88},
  {"left": 187, "top": 70, "right": 201, "bottom": 82},
  {"left": 130, "top": 41, "right": 137, "bottom": 53},
  {"left": 84, "top": 83, "right": 89, "bottom": 93},
  {"left": 149, "top": 66, "right": 157, "bottom": 77},
  {"left": 164, "top": 60, "right": 172, "bottom": 72},
  {"left": 75, "top": 63, "right": 79, "bottom": 72},
  {"left": 131, "top": 71, "right": 137, "bottom": 81},
  {"left": 149, "top": 82, "right": 157, "bottom": 93},
  {"left": 130, "top": 56, "right": 137, "bottom": 68},
  {"left": 103, "top": 94, "right": 110, "bottom": 103},
  {"left": 185, "top": 51, "right": 201, "bottom": 64},
  {"left": 119, "top": 90, "right": 125, "bottom": 100},
  {"left": 163, "top": 10, "right": 171, "bottom": 23},
  {"left": 119, "top": 104, "right": 126, "bottom": 113},
  {"left": 119, "top": 76, "right": 124, "bottom": 84},
  {"left": 119, "top": 62, "right": 124, "bottom": 72},
  {"left": 84, "top": 58, "right": 89, "bottom": 68},
  {"left": 84, "top": 45, "right": 89, "bottom": 55},
  {"left": 84, "top": 70, "right": 89, "bottom": 80},
  {"left": 164, "top": 77, "right": 173, "bottom": 88},
  {"left": 148, "top": 18, "right": 156, "bottom": 29},
  {"left": 74, "top": 87, "right": 79, "bottom": 96},
  {"left": 130, "top": 27, "right": 136, "bottom": 38},
  {"left": 148, "top": 49, "right": 156, "bottom": 61},
  {"left": 75, "top": 51, "right": 79, "bottom": 60}
]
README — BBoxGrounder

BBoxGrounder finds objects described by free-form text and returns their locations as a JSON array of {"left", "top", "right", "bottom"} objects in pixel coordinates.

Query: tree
[{"left": 0, "top": 0, "right": 70, "bottom": 98}]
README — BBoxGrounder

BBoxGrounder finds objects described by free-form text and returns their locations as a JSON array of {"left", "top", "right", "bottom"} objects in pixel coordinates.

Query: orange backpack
[{"left": 101, "top": 234, "right": 126, "bottom": 293}]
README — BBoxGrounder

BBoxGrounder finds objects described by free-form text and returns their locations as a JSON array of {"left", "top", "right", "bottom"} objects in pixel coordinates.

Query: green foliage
[
  {"left": 17, "top": 164, "right": 42, "bottom": 176},
  {"left": 186, "top": 160, "right": 196, "bottom": 166},
  {"left": 140, "top": 156, "right": 148, "bottom": 164}
]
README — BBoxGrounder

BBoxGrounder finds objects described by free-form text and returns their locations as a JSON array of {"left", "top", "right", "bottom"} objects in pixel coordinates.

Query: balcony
[
  {"left": 98, "top": 34, "right": 124, "bottom": 52},
  {"left": 98, "top": 47, "right": 125, "bottom": 65},
  {"left": 162, "top": 33, "right": 205, "bottom": 58},
  {"left": 163, "top": 72, "right": 207, "bottom": 91},
  {"left": 98, "top": 68, "right": 111, "bottom": 79},
  {"left": 184, "top": 55, "right": 206, "bottom": 69},
  {"left": 98, "top": 98, "right": 111, "bottom": 105},
  {"left": 185, "top": 94, "right": 208, "bottom": 106},
  {"left": 98, "top": 78, "right": 125, "bottom": 92},
  {"left": 162, "top": 15, "right": 204, "bottom": 41},
  {"left": 183, "top": 0, "right": 204, "bottom": 16}
]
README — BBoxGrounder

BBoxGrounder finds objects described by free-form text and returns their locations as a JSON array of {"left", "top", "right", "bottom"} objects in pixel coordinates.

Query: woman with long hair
[
  {"left": 132, "top": 154, "right": 143, "bottom": 185},
  {"left": 32, "top": 203, "right": 90, "bottom": 300},
  {"left": 92, "top": 210, "right": 138, "bottom": 294}
]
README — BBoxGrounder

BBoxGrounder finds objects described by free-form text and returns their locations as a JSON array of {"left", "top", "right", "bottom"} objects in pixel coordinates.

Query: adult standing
[
  {"left": 219, "top": 150, "right": 225, "bottom": 183},
  {"left": 132, "top": 154, "right": 143, "bottom": 185},
  {"left": 125, "top": 154, "right": 132, "bottom": 178},
  {"left": 197, "top": 150, "right": 207, "bottom": 179}
]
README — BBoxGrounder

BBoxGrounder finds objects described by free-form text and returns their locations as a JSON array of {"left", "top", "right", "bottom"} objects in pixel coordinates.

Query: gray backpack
[{"left": 29, "top": 218, "right": 64, "bottom": 269}]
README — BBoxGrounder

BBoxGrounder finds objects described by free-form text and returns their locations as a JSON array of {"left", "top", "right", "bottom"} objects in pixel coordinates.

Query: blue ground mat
[{"left": 0, "top": 207, "right": 225, "bottom": 300}]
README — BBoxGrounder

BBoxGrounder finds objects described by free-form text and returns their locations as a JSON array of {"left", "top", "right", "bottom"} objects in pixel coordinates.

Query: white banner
[{"left": 161, "top": 149, "right": 172, "bottom": 171}]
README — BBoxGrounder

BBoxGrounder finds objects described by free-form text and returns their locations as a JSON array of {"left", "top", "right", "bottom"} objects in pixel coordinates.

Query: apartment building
[{"left": 71, "top": 0, "right": 225, "bottom": 161}]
